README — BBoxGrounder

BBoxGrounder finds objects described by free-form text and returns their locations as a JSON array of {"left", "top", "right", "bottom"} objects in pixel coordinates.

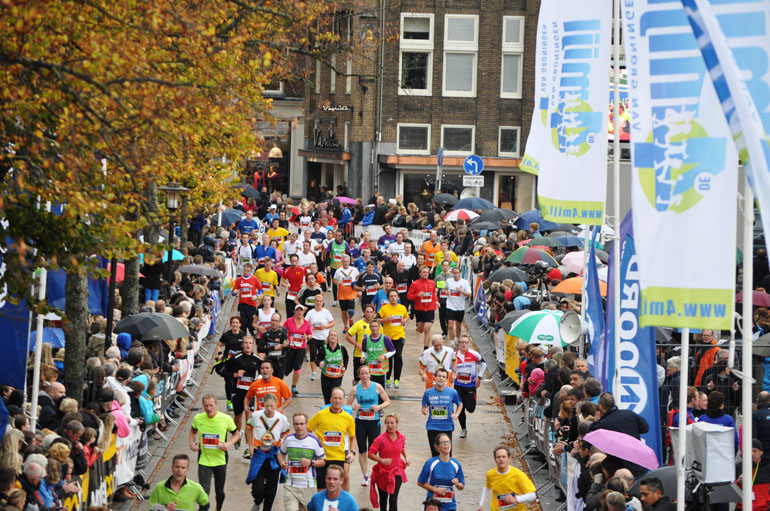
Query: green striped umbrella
[{"left": 508, "top": 310, "right": 566, "bottom": 346}]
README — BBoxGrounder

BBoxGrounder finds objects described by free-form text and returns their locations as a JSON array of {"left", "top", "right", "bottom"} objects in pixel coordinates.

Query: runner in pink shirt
[{"left": 283, "top": 304, "right": 313, "bottom": 396}]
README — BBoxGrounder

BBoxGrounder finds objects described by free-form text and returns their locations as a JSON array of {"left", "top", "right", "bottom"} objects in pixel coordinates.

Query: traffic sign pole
[
  {"left": 435, "top": 147, "right": 444, "bottom": 193},
  {"left": 463, "top": 155, "right": 484, "bottom": 197}
]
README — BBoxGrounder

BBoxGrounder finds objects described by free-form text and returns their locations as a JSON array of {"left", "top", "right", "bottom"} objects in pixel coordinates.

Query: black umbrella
[
  {"left": 473, "top": 209, "right": 518, "bottom": 224},
  {"left": 527, "top": 237, "right": 563, "bottom": 248},
  {"left": 469, "top": 221, "right": 501, "bottom": 231},
  {"left": 488, "top": 267, "right": 528, "bottom": 283},
  {"left": 557, "top": 223, "right": 580, "bottom": 232},
  {"left": 178, "top": 264, "right": 223, "bottom": 279},
  {"left": 240, "top": 186, "right": 261, "bottom": 199},
  {"left": 432, "top": 193, "right": 459, "bottom": 205},
  {"left": 655, "top": 326, "right": 674, "bottom": 343},
  {"left": 595, "top": 249, "right": 609, "bottom": 264},
  {"left": 218, "top": 209, "right": 243, "bottom": 226},
  {"left": 497, "top": 310, "right": 530, "bottom": 333},
  {"left": 115, "top": 313, "right": 190, "bottom": 341},
  {"left": 546, "top": 230, "right": 573, "bottom": 238}
]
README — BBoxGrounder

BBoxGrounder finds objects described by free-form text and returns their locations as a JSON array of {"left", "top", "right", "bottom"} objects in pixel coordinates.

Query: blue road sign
[{"left": 463, "top": 155, "right": 484, "bottom": 176}]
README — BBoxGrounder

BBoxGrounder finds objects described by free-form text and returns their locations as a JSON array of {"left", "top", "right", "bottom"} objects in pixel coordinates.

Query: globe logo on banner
[{"left": 635, "top": 111, "right": 726, "bottom": 213}]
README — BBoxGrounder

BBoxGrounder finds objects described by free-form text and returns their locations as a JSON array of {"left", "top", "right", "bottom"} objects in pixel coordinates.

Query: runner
[
  {"left": 296, "top": 272, "right": 324, "bottom": 311},
  {"left": 417, "top": 432, "right": 465, "bottom": 511},
  {"left": 216, "top": 316, "right": 245, "bottom": 411},
  {"left": 453, "top": 335, "right": 487, "bottom": 439},
  {"left": 360, "top": 320, "right": 396, "bottom": 388},
  {"left": 419, "top": 335, "right": 456, "bottom": 389},
  {"left": 317, "top": 330, "right": 349, "bottom": 404},
  {"left": 445, "top": 268, "right": 472, "bottom": 346},
  {"left": 390, "top": 261, "right": 411, "bottom": 308},
  {"left": 189, "top": 394, "right": 240, "bottom": 511},
  {"left": 282, "top": 254, "right": 307, "bottom": 318},
  {"left": 347, "top": 365, "right": 390, "bottom": 486},
  {"left": 244, "top": 393, "right": 291, "bottom": 511},
  {"left": 254, "top": 295, "right": 276, "bottom": 339},
  {"left": 378, "top": 290, "right": 409, "bottom": 389},
  {"left": 477, "top": 446, "right": 536, "bottom": 511},
  {"left": 368, "top": 413, "right": 410, "bottom": 511},
  {"left": 255, "top": 258, "right": 279, "bottom": 300},
  {"left": 305, "top": 294, "right": 335, "bottom": 381},
  {"left": 244, "top": 359, "right": 293, "bottom": 423},
  {"left": 421, "top": 368, "right": 462, "bottom": 457},
  {"left": 284, "top": 304, "right": 312, "bottom": 396},
  {"left": 307, "top": 387, "right": 357, "bottom": 492},
  {"left": 420, "top": 231, "right": 442, "bottom": 268},
  {"left": 371, "top": 276, "right": 397, "bottom": 313},
  {"left": 256, "top": 313, "right": 288, "bottom": 380},
  {"left": 327, "top": 229, "right": 349, "bottom": 306},
  {"left": 334, "top": 254, "right": 359, "bottom": 333},
  {"left": 148, "top": 454, "right": 209, "bottom": 511},
  {"left": 435, "top": 261, "right": 451, "bottom": 339},
  {"left": 297, "top": 240, "right": 317, "bottom": 269},
  {"left": 278, "top": 413, "right": 327, "bottom": 511},
  {"left": 346, "top": 304, "right": 375, "bottom": 384},
  {"left": 233, "top": 263, "right": 263, "bottom": 336},
  {"left": 235, "top": 232, "right": 256, "bottom": 275},
  {"left": 266, "top": 218, "right": 289, "bottom": 250},
  {"left": 408, "top": 265, "right": 438, "bottom": 349},
  {"left": 237, "top": 210, "right": 259, "bottom": 236},
  {"left": 386, "top": 232, "right": 406, "bottom": 260},
  {"left": 254, "top": 233, "right": 276, "bottom": 269},
  {"left": 306, "top": 465, "right": 358, "bottom": 511},
  {"left": 308, "top": 262, "right": 328, "bottom": 293},
  {"left": 354, "top": 260, "right": 383, "bottom": 313},
  {"left": 224, "top": 336, "right": 263, "bottom": 448}
]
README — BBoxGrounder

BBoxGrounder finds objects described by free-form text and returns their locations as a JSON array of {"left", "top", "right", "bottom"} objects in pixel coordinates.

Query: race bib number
[
  {"left": 435, "top": 487, "right": 454, "bottom": 503},
  {"left": 323, "top": 431, "right": 343, "bottom": 446},
  {"left": 450, "top": 290, "right": 461, "bottom": 298},
  {"left": 456, "top": 372, "right": 472, "bottom": 384},
  {"left": 366, "top": 286, "right": 377, "bottom": 296},
  {"left": 201, "top": 433, "right": 220, "bottom": 449},
  {"left": 322, "top": 499, "right": 340, "bottom": 511},
  {"left": 341, "top": 278, "right": 352, "bottom": 286},
  {"left": 497, "top": 493, "right": 517, "bottom": 510},
  {"left": 312, "top": 323, "right": 324, "bottom": 331},
  {"left": 241, "top": 286, "right": 252, "bottom": 298},
  {"left": 325, "top": 364, "right": 342, "bottom": 376},
  {"left": 290, "top": 334, "right": 304, "bottom": 348},
  {"left": 439, "top": 289, "right": 448, "bottom": 299},
  {"left": 259, "top": 321, "right": 271, "bottom": 327},
  {"left": 333, "top": 254, "right": 343, "bottom": 263},
  {"left": 258, "top": 445, "right": 272, "bottom": 452},
  {"left": 430, "top": 406, "right": 448, "bottom": 420},
  {"left": 288, "top": 461, "right": 308, "bottom": 474},
  {"left": 358, "top": 409, "right": 376, "bottom": 420},
  {"left": 268, "top": 350, "right": 282, "bottom": 357},
  {"left": 396, "top": 283, "right": 407, "bottom": 293},
  {"left": 390, "top": 315, "right": 402, "bottom": 326},
  {"left": 261, "top": 282, "right": 271, "bottom": 289},
  {"left": 287, "top": 292, "right": 296, "bottom": 301},
  {"left": 421, "top": 292, "right": 433, "bottom": 303},
  {"left": 236, "top": 377, "right": 254, "bottom": 390},
  {"left": 368, "top": 362, "right": 384, "bottom": 373}
]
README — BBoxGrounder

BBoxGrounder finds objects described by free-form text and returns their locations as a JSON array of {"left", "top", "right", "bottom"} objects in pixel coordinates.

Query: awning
[
  {"left": 378, "top": 154, "right": 522, "bottom": 169},
  {"left": 299, "top": 149, "right": 351, "bottom": 165}
]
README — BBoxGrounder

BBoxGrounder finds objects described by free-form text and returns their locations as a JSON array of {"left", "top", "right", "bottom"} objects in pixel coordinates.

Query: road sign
[
  {"left": 463, "top": 155, "right": 484, "bottom": 176},
  {"left": 462, "top": 175, "right": 484, "bottom": 187},
  {"left": 437, "top": 147, "right": 444, "bottom": 167}
]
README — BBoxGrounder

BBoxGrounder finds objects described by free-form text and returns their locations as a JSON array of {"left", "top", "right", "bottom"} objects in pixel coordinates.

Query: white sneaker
[
  {"left": 333, "top": 300, "right": 339, "bottom": 307},
  {"left": 310, "top": 372, "right": 317, "bottom": 381},
  {"left": 361, "top": 474, "right": 369, "bottom": 486}
]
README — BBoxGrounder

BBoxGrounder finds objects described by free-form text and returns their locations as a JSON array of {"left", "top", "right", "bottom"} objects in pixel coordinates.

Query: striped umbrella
[
  {"left": 505, "top": 247, "right": 558, "bottom": 267},
  {"left": 444, "top": 209, "right": 479, "bottom": 222},
  {"left": 509, "top": 310, "right": 566, "bottom": 346}
]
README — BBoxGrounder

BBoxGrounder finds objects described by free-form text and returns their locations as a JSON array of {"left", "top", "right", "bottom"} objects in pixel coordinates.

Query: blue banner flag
[
  {"left": 0, "top": 243, "right": 31, "bottom": 389},
  {"left": 586, "top": 228, "right": 608, "bottom": 390},
  {"left": 605, "top": 212, "right": 663, "bottom": 464},
  {"left": 46, "top": 259, "right": 109, "bottom": 316},
  {"left": 475, "top": 283, "right": 489, "bottom": 328}
]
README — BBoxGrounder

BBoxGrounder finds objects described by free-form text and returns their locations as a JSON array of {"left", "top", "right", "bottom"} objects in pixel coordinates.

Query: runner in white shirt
[
  {"left": 386, "top": 232, "right": 406, "bottom": 259},
  {"left": 297, "top": 241, "right": 317, "bottom": 269},
  {"left": 278, "top": 412, "right": 326, "bottom": 511},
  {"left": 297, "top": 207, "right": 313, "bottom": 234},
  {"left": 419, "top": 334, "right": 455, "bottom": 389},
  {"left": 236, "top": 232, "right": 255, "bottom": 276},
  {"left": 453, "top": 335, "right": 487, "bottom": 438},
  {"left": 283, "top": 232, "right": 300, "bottom": 259},
  {"left": 399, "top": 243, "right": 417, "bottom": 271},
  {"left": 305, "top": 294, "right": 335, "bottom": 381},
  {"left": 444, "top": 267, "right": 472, "bottom": 345}
]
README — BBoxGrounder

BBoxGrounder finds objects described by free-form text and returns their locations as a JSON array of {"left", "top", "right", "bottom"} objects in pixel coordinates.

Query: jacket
[
  {"left": 37, "top": 392, "right": 60, "bottom": 431},
  {"left": 407, "top": 278, "right": 437, "bottom": 311},
  {"left": 361, "top": 211, "right": 374, "bottom": 226},
  {"left": 754, "top": 403, "right": 770, "bottom": 459},
  {"left": 589, "top": 406, "right": 649, "bottom": 439},
  {"left": 699, "top": 409, "right": 739, "bottom": 452}
]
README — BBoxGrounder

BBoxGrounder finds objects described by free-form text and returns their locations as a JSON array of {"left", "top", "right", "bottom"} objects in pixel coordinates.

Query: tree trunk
[
  {"left": 64, "top": 272, "right": 88, "bottom": 404},
  {"left": 180, "top": 194, "right": 189, "bottom": 249},
  {"left": 121, "top": 257, "right": 140, "bottom": 315}
]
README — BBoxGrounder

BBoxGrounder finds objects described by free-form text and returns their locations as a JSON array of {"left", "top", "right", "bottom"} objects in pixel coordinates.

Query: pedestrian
[
  {"left": 453, "top": 335, "right": 486, "bottom": 438},
  {"left": 753, "top": 391, "right": 770, "bottom": 459},
  {"left": 307, "top": 465, "right": 359, "bottom": 511},
  {"left": 307, "top": 387, "right": 357, "bottom": 492},
  {"left": 189, "top": 395, "right": 240, "bottom": 511},
  {"left": 477, "top": 446, "right": 536, "bottom": 511},
  {"left": 277, "top": 412, "right": 327, "bottom": 511},
  {"left": 148, "top": 454, "right": 209, "bottom": 511},
  {"left": 368, "top": 413, "right": 410, "bottom": 511},
  {"left": 347, "top": 365, "right": 390, "bottom": 486},
  {"left": 735, "top": 438, "right": 770, "bottom": 510},
  {"left": 378, "top": 289, "right": 409, "bottom": 389},
  {"left": 639, "top": 477, "right": 676, "bottom": 511},
  {"left": 417, "top": 433, "right": 465, "bottom": 511},
  {"left": 422, "top": 367, "right": 463, "bottom": 457},
  {"left": 245, "top": 393, "right": 290, "bottom": 511},
  {"left": 317, "top": 330, "right": 349, "bottom": 404}
]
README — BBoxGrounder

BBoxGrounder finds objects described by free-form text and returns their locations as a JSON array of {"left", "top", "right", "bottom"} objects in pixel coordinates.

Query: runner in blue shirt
[
  {"left": 307, "top": 464, "right": 358, "bottom": 511},
  {"left": 237, "top": 210, "right": 259, "bottom": 235},
  {"left": 421, "top": 367, "right": 462, "bottom": 457},
  {"left": 417, "top": 432, "right": 465, "bottom": 511}
]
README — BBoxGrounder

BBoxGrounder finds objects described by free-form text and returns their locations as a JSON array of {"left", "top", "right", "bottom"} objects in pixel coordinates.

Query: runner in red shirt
[
  {"left": 281, "top": 253, "right": 307, "bottom": 318},
  {"left": 234, "top": 262, "right": 263, "bottom": 336},
  {"left": 407, "top": 265, "right": 438, "bottom": 349}
]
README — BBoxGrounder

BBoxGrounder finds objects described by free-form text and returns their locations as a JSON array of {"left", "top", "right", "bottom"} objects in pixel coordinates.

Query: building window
[
  {"left": 399, "top": 14, "right": 434, "bottom": 96},
  {"left": 443, "top": 15, "right": 478, "bottom": 97},
  {"left": 264, "top": 82, "right": 284, "bottom": 96},
  {"left": 397, "top": 123, "right": 431, "bottom": 154},
  {"left": 441, "top": 125, "right": 474, "bottom": 155},
  {"left": 330, "top": 54, "right": 336, "bottom": 93},
  {"left": 346, "top": 58, "right": 352, "bottom": 94},
  {"left": 498, "top": 126, "right": 521, "bottom": 157},
  {"left": 501, "top": 16, "right": 524, "bottom": 98},
  {"left": 315, "top": 60, "right": 321, "bottom": 93}
]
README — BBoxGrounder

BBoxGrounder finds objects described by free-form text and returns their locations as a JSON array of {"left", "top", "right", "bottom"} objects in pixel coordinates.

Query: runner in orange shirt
[
  {"left": 420, "top": 231, "right": 442, "bottom": 268},
  {"left": 334, "top": 254, "right": 360, "bottom": 333},
  {"left": 244, "top": 359, "right": 293, "bottom": 419}
]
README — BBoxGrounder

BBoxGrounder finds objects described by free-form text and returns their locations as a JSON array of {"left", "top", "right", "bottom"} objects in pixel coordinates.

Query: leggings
[
  {"left": 251, "top": 462, "right": 280, "bottom": 510},
  {"left": 377, "top": 474, "right": 403, "bottom": 511},
  {"left": 427, "top": 430, "right": 452, "bottom": 458},
  {"left": 456, "top": 385, "right": 477, "bottom": 430},
  {"left": 386, "top": 338, "right": 405, "bottom": 381},
  {"left": 438, "top": 302, "right": 449, "bottom": 336},
  {"left": 198, "top": 463, "right": 227, "bottom": 511},
  {"left": 328, "top": 268, "right": 338, "bottom": 300},
  {"left": 321, "top": 374, "right": 344, "bottom": 404}
]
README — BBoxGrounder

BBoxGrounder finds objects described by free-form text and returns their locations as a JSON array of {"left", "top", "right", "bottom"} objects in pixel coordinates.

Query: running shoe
[
  {"left": 234, "top": 439, "right": 241, "bottom": 450},
  {"left": 343, "top": 327, "right": 349, "bottom": 334},
  {"left": 333, "top": 300, "right": 339, "bottom": 307},
  {"left": 361, "top": 474, "right": 369, "bottom": 486},
  {"left": 243, "top": 448, "right": 251, "bottom": 459},
  {"left": 310, "top": 372, "right": 317, "bottom": 381},
  {"left": 459, "top": 429, "right": 468, "bottom": 438},
  {"left": 394, "top": 380, "right": 400, "bottom": 389},
  {"left": 292, "top": 386, "right": 298, "bottom": 396},
  {"left": 385, "top": 379, "right": 391, "bottom": 388},
  {"left": 226, "top": 400, "right": 233, "bottom": 411}
]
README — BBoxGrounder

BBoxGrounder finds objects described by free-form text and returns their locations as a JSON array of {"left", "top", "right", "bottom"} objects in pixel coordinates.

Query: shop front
[{"left": 299, "top": 118, "right": 351, "bottom": 201}]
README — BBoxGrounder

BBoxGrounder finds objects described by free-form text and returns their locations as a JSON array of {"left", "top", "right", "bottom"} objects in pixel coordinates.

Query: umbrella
[
  {"left": 506, "top": 247, "right": 558, "bottom": 267},
  {"left": 473, "top": 209, "right": 518, "bottom": 224},
  {"left": 655, "top": 326, "right": 674, "bottom": 343},
  {"left": 547, "top": 230, "right": 574, "bottom": 238},
  {"left": 115, "top": 312, "right": 190, "bottom": 341},
  {"left": 336, "top": 196, "right": 357, "bottom": 205},
  {"left": 509, "top": 310, "right": 565, "bottom": 346},
  {"left": 528, "top": 237, "right": 563, "bottom": 249},
  {"left": 754, "top": 333, "right": 770, "bottom": 357},
  {"left": 451, "top": 197, "right": 495, "bottom": 210},
  {"left": 556, "top": 235, "right": 585, "bottom": 247},
  {"left": 138, "top": 249, "right": 184, "bottom": 264},
  {"left": 595, "top": 249, "right": 609, "bottom": 264},
  {"left": 469, "top": 221, "right": 501, "bottom": 231},
  {"left": 552, "top": 276, "right": 607, "bottom": 297},
  {"left": 488, "top": 267, "right": 529, "bottom": 283},
  {"left": 582, "top": 429, "right": 659, "bottom": 470},
  {"left": 736, "top": 290, "right": 770, "bottom": 307},
  {"left": 513, "top": 210, "right": 561, "bottom": 232},
  {"left": 444, "top": 209, "right": 479, "bottom": 222},
  {"left": 240, "top": 186, "right": 261, "bottom": 199},
  {"left": 28, "top": 327, "right": 66, "bottom": 351},
  {"left": 561, "top": 251, "right": 601, "bottom": 275},
  {"left": 432, "top": 193, "right": 459, "bottom": 205},
  {"left": 558, "top": 223, "right": 580, "bottom": 232},
  {"left": 219, "top": 209, "right": 244, "bottom": 226},
  {"left": 497, "top": 310, "right": 530, "bottom": 333},
  {"left": 178, "top": 264, "right": 223, "bottom": 279}
]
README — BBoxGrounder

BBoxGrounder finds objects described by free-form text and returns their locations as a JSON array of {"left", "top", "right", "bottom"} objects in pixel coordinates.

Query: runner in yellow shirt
[
  {"left": 477, "top": 446, "right": 536, "bottom": 511},
  {"left": 267, "top": 218, "right": 290, "bottom": 250},
  {"left": 307, "top": 388, "right": 356, "bottom": 492},
  {"left": 255, "top": 258, "right": 280, "bottom": 298},
  {"left": 345, "top": 304, "right": 375, "bottom": 384},
  {"left": 378, "top": 290, "right": 409, "bottom": 388}
]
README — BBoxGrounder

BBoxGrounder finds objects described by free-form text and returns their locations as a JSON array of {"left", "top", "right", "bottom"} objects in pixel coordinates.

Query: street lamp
[{"left": 158, "top": 182, "right": 189, "bottom": 285}]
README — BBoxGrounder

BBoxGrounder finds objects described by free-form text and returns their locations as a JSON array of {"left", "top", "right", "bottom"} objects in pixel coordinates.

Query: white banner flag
[
  {"left": 520, "top": 0, "right": 611, "bottom": 226},
  {"left": 622, "top": 0, "right": 737, "bottom": 329}
]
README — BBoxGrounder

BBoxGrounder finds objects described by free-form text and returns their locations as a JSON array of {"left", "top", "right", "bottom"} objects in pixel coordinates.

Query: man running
[
  {"left": 256, "top": 313, "right": 289, "bottom": 380},
  {"left": 278, "top": 413, "right": 327, "bottom": 511},
  {"left": 327, "top": 229, "right": 349, "bottom": 306},
  {"left": 244, "top": 359, "right": 292, "bottom": 425},
  {"left": 245, "top": 393, "right": 291, "bottom": 511},
  {"left": 255, "top": 258, "right": 280, "bottom": 300},
  {"left": 307, "top": 387, "right": 357, "bottom": 492},
  {"left": 360, "top": 320, "right": 396, "bottom": 388},
  {"left": 307, "top": 465, "right": 358, "bottom": 511},
  {"left": 234, "top": 263, "right": 263, "bottom": 336},
  {"left": 346, "top": 304, "right": 375, "bottom": 384},
  {"left": 408, "top": 265, "right": 438, "bottom": 349},
  {"left": 305, "top": 294, "right": 335, "bottom": 381},
  {"left": 477, "top": 446, "right": 536, "bottom": 511},
  {"left": 355, "top": 260, "right": 383, "bottom": 313},
  {"left": 379, "top": 289, "right": 409, "bottom": 389},
  {"left": 224, "top": 336, "right": 263, "bottom": 449},
  {"left": 445, "top": 268, "right": 472, "bottom": 346},
  {"left": 421, "top": 368, "right": 462, "bottom": 457},
  {"left": 419, "top": 335, "right": 455, "bottom": 389},
  {"left": 189, "top": 395, "right": 240, "bottom": 511},
  {"left": 148, "top": 454, "right": 209, "bottom": 511},
  {"left": 334, "top": 254, "right": 359, "bottom": 333},
  {"left": 453, "top": 335, "right": 486, "bottom": 439},
  {"left": 282, "top": 254, "right": 307, "bottom": 318}
]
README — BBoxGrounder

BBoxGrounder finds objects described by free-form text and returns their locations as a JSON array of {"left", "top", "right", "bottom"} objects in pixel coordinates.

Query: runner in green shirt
[
  {"left": 189, "top": 394, "right": 240, "bottom": 511},
  {"left": 148, "top": 454, "right": 209, "bottom": 511}
]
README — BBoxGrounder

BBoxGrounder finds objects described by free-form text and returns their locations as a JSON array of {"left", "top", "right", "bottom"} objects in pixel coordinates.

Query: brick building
[{"left": 299, "top": 0, "right": 540, "bottom": 211}]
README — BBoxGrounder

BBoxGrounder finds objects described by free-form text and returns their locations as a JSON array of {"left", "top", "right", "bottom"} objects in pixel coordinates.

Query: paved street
[{"left": 144, "top": 292, "right": 532, "bottom": 511}]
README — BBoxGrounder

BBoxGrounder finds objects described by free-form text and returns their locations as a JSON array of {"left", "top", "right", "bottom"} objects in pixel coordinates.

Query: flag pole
[
  {"left": 676, "top": 328, "right": 689, "bottom": 511},
  {"left": 29, "top": 268, "right": 47, "bottom": 431},
  {"left": 741, "top": 177, "right": 754, "bottom": 511},
  {"left": 611, "top": 0, "right": 622, "bottom": 400}
]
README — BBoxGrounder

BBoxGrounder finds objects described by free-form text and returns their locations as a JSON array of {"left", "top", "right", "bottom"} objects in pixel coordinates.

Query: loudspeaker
[{"left": 559, "top": 311, "right": 588, "bottom": 345}]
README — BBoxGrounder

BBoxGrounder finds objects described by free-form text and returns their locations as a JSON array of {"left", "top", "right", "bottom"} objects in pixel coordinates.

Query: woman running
[
  {"left": 368, "top": 413, "right": 410, "bottom": 511},
  {"left": 316, "top": 330, "right": 349, "bottom": 404},
  {"left": 417, "top": 432, "right": 465, "bottom": 511},
  {"left": 347, "top": 365, "right": 390, "bottom": 486}
]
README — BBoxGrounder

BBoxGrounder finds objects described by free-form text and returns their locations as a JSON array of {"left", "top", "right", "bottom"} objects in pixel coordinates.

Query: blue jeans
[{"left": 144, "top": 288, "right": 159, "bottom": 302}]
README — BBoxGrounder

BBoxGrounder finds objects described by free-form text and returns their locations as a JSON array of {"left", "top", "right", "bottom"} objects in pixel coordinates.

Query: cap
[
  {"left": 388, "top": 198, "right": 397, "bottom": 205},
  {"left": 294, "top": 304, "right": 306, "bottom": 311},
  {"left": 270, "top": 204, "right": 277, "bottom": 209},
  {"left": 97, "top": 388, "right": 115, "bottom": 403},
  {"left": 754, "top": 438, "right": 764, "bottom": 451}
]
